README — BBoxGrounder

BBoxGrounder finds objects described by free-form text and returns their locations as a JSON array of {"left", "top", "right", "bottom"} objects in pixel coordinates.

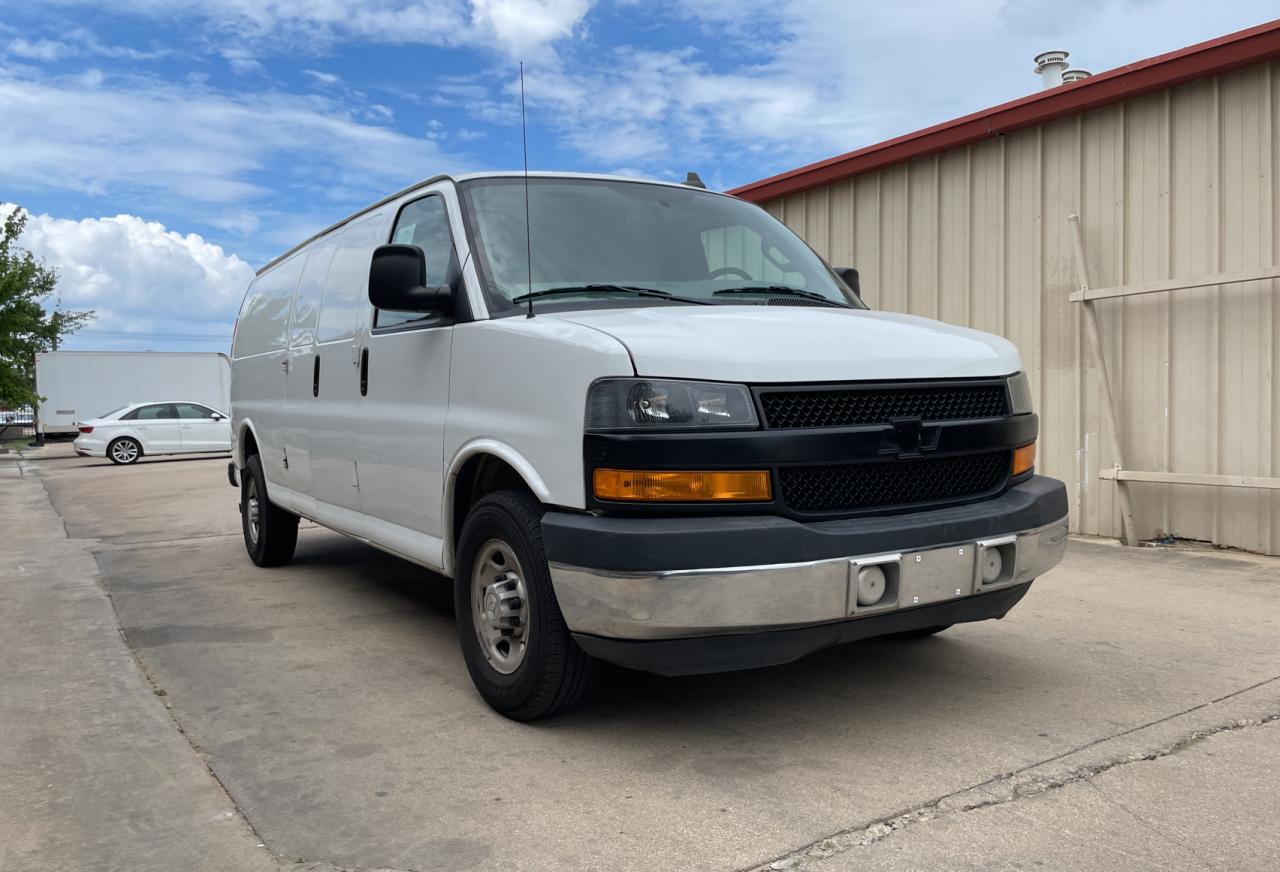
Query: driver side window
[
  {"left": 174, "top": 403, "right": 217, "bottom": 419},
  {"left": 701, "top": 225, "right": 806, "bottom": 288},
  {"left": 378, "top": 195, "right": 459, "bottom": 328}
]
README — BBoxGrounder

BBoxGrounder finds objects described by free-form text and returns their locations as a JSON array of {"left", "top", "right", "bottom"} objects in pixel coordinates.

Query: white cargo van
[{"left": 230, "top": 173, "right": 1067, "bottom": 720}]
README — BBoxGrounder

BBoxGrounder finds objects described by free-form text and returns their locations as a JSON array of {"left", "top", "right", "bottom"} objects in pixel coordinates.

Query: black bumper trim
[
  {"left": 543, "top": 474, "right": 1067, "bottom": 572},
  {"left": 573, "top": 582, "right": 1031, "bottom": 676}
]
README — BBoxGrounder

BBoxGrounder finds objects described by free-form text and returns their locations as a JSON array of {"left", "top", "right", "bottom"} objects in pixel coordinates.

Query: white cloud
[
  {"left": 303, "top": 69, "right": 341, "bottom": 85},
  {"left": 43, "top": 0, "right": 593, "bottom": 58},
  {"left": 7, "top": 204, "right": 255, "bottom": 339},
  {"left": 0, "top": 68, "right": 466, "bottom": 213},
  {"left": 3, "top": 28, "right": 167, "bottom": 63},
  {"left": 518, "top": 47, "right": 856, "bottom": 170},
  {"left": 6, "top": 38, "right": 68, "bottom": 62},
  {"left": 470, "top": 0, "right": 591, "bottom": 58},
  {"left": 221, "top": 46, "right": 263, "bottom": 75}
]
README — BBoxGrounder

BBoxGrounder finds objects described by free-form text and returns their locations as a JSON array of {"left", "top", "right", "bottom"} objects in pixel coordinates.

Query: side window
[
  {"left": 379, "top": 195, "right": 459, "bottom": 328},
  {"left": 231, "top": 254, "right": 305, "bottom": 358},
  {"left": 701, "top": 225, "right": 805, "bottom": 287},
  {"left": 290, "top": 237, "right": 337, "bottom": 348},
  {"left": 317, "top": 213, "right": 383, "bottom": 343},
  {"left": 174, "top": 403, "right": 216, "bottom": 419},
  {"left": 124, "top": 404, "right": 174, "bottom": 421}
]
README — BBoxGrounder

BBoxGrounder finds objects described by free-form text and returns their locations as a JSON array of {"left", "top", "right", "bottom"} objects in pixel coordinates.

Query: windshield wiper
[
  {"left": 512, "top": 284, "right": 713, "bottom": 305},
  {"left": 712, "top": 285, "right": 850, "bottom": 307}
]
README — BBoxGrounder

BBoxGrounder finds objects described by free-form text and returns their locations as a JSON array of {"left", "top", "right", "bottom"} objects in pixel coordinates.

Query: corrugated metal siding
[{"left": 764, "top": 60, "right": 1279, "bottom": 554}]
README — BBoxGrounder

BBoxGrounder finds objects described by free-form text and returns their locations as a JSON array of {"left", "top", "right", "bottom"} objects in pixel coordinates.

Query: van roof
[{"left": 256, "top": 171, "right": 732, "bottom": 276}]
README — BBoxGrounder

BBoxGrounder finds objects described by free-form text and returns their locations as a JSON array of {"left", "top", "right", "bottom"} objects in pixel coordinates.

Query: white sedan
[{"left": 73, "top": 401, "right": 232, "bottom": 465}]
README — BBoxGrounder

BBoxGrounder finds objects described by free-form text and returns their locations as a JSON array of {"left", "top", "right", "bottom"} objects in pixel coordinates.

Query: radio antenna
[{"left": 520, "top": 61, "right": 534, "bottom": 319}]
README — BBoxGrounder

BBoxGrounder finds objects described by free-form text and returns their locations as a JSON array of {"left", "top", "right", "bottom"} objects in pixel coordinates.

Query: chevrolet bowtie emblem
[{"left": 887, "top": 416, "right": 927, "bottom": 458}]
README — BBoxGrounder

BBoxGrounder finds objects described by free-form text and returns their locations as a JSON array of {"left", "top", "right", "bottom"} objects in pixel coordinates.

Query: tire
[
  {"left": 454, "top": 489, "right": 594, "bottom": 720},
  {"left": 891, "top": 624, "right": 953, "bottom": 639},
  {"left": 107, "top": 437, "right": 142, "bottom": 465},
  {"left": 240, "top": 453, "right": 299, "bottom": 567}
]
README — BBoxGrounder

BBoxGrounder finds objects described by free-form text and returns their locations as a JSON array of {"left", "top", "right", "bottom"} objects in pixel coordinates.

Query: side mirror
[
  {"left": 834, "top": 266, "right": 862, "bottom": 299},
  {"left": 368, "top": 244, "right": 453, "bottom": 313},
  {"left": 211, "top": 414, "right": 224, "bottom": 421}
]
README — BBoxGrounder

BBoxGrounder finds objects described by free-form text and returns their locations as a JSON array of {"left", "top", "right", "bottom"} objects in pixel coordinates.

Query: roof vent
[
  {"left": 1062, "top": 68, "right": 1093, "bottom": 83},
  {"left": 1033, "top": 50, "right": 1070, "bottom": 89}
]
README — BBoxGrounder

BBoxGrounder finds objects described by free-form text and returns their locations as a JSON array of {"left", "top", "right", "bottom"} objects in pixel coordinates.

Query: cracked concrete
[
  {"left": 750, "top": 712, "right": 1280, "bottom": 871},
  {"left": 4, "top": 443, "right": 1279, "bottom": 871}
]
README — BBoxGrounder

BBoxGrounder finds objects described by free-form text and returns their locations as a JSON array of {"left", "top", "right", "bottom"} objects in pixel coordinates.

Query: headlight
[
  {"left": 1007, "top": 372, "right": 1033, "bottom": 415},
  {"left": 585, "top": 378, "right": 759, "bottom": 430}
]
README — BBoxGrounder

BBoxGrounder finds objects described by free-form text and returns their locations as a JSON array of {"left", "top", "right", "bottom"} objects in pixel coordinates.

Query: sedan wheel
[{"left": 108, "top": 437, "right": 142, "bottom": 465}]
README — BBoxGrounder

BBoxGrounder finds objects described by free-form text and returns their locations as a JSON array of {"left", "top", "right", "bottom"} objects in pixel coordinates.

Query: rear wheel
[
  {"left": 107, "top": 437, "right": 142, "bottom": 465},
  {"left": 240, "top": 453, "right": 299, "bottom": 567},
  {"left": 454, "top": 489, "right": 594, "bottom": 720}
]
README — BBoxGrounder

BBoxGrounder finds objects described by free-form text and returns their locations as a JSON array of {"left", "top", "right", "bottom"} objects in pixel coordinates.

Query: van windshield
[{"left": 458, "top": 177, "right": 863, "bottom": 316}]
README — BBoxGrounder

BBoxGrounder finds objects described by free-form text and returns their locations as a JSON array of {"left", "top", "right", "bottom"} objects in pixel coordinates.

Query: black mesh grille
[
  {"left": 760, "top": 383, "right": 1008, "bottom": 429},
  {"left": 779, "top": 451, "right": 1011, "bottom": 514}
]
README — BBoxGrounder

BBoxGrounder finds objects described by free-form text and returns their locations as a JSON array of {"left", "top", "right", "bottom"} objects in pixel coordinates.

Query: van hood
[{"left": 547, "top": 306, "right": 1021, "bottom": 382}]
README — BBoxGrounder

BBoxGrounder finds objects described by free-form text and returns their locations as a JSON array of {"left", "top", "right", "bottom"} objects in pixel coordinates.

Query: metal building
[{"left": 730, "top": 21, "right": 1280, "bottom": 555}]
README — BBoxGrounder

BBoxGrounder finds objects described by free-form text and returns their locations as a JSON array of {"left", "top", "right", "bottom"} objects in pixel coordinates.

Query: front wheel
[
  {"left": 240, "top": 454, "right": 299, "bottom": 567},
  {"left": 454, "top": 490, "right": 594, "bottom": 720}
]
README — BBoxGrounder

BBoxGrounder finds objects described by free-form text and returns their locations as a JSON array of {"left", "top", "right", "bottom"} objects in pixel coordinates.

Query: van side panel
[
  {"left": 444, "top": 317, "right": 634, "bottom": 516},
  {"left": 230, "top": 253, "right": 306, "bottom": 496},
  {"left": 281, "top": 235, "right": 339, "bottom": 512}
]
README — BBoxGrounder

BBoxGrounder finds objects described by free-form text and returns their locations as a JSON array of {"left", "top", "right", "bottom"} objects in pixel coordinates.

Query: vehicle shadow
[
  {"left": 285, "top": 531, "right": 1064, "bottom": 738},
  {"left": 42, "top": 453, "right": 231, "bottom": 468}
]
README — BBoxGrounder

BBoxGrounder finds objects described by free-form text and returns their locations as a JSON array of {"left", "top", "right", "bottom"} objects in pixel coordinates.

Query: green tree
[{"left": 0, "top": 207, "right": 93, "bottom": 408}]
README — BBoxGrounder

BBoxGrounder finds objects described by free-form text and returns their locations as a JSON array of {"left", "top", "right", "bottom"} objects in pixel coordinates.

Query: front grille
[
  {"left": 779, "top": 450, "right": 1011, "bottom": 514},
  {"left": 760, "top": 383, "right": 1009, "bottom": 429}
]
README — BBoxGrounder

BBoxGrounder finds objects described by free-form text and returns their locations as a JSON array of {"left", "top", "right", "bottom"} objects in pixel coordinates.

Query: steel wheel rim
[
  {"left": 246, "top": 477, "right": 260, "bottom": 545},
  {"left": 471, "top": 539, "right": 530, "bottom": 675},
  {"left": 112, "top": 440, "right": 138, "bottom": 463}
]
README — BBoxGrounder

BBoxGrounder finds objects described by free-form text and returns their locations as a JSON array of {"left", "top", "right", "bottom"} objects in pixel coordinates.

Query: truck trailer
[{"left": 35, "top": 351, "right": 231, "bottom": 437}]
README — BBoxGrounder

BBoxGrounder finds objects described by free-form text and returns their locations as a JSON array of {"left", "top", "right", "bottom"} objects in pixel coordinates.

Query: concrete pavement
[{"left": 2, "top": 443, "right": 1278, "bottom": 871}]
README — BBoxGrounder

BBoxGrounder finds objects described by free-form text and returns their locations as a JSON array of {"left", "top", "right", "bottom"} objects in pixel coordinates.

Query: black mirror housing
[
  {"left": 368, "top": 244, "right": 454, "bottom": 313},
  {"left": 835, "top": 266, "right": 861, "bottom": 299}
]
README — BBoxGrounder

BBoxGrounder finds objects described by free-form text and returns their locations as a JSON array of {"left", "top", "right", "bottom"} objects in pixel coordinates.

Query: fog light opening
[
  {"left": 976, "top": 538, "right": 1018, "bottom": 588},
  {"left": 856, "top": 565, "right": 886, "bottom": 606},
  {"left": 849, "top": 556, "right": 901, "bottom": 614},
  {"left": 980, "top": 547, "right": 1003, "bottom": 584}
]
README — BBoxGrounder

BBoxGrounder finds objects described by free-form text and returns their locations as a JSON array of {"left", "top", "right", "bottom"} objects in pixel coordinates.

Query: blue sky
[{"left": 1, "top": 0, "right": 1275, "bottom": 352}]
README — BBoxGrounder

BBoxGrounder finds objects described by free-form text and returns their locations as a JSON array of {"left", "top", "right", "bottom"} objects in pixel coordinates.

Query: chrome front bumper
[{"left": 549, "top": 517, "right": 1068, "bottom": 641}]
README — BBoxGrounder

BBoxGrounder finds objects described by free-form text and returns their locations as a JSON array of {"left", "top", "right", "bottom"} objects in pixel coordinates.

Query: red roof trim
[{"left": 729, "top": 19, "right": 1280, "bottom": 203}]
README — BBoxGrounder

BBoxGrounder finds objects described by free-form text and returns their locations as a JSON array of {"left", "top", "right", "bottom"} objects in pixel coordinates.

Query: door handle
[
  {"left": 281, "top": 359, "right": 289, "bottom": 373},
  {"left": 360, "top": 347, "right": 369, "bottom": 397},
  {"left": 312, "top": 354, "right": 320, "bottom": 398}
]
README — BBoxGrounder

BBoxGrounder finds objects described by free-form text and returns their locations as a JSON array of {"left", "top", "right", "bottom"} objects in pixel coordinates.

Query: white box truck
[{"left": 35, "top": 351, "right": 231, "bottom": 436}]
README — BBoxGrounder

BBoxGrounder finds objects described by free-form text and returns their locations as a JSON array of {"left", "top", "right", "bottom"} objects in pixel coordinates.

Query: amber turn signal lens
[
  {"left": 1012, "top": 441, "right": 1037, "bottom": 476},
  {"left": 593, "top": 468, "right": 772, "bottom": 502}
]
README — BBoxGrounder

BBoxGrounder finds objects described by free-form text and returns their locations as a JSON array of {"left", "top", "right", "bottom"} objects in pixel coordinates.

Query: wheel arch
[
  {"left": 236, "top": 419, "right": 262, "bottom": 467},
  {"left": 444, "top": 440, "right": 551, "bottom": 577},
  {"left": 106, "top": 433, "right": 143, "bottom": 460}
]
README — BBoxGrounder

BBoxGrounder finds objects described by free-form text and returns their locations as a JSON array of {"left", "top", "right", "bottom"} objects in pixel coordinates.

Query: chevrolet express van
[{"left": 230, "top": 172, "right": 1068, "bottom": 720}]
